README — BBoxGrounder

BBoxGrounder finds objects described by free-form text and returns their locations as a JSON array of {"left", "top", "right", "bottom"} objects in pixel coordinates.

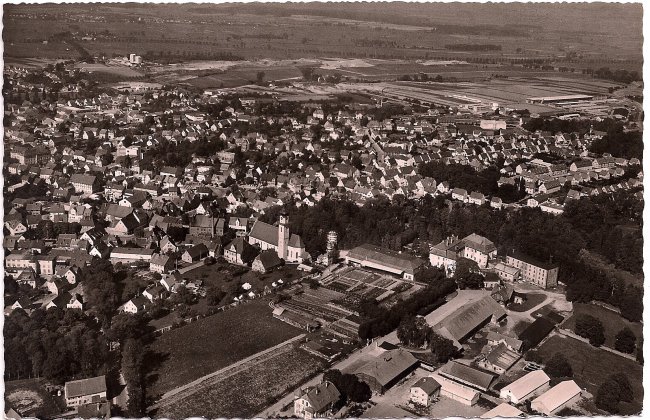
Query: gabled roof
[
  {"left": 64, "top": 375, "right": 106, "bottom": 399},
  {"left": 438, "top": 360, "right": 496, "bottom": 391},
  {"left": 354, "top": 348, "right": 418, "bottom": 387},
  {"left": 480, "top": 403, "right": 524, "bottom": 418},
  {"left": 411, "top": 376, "right": 441, "bottom": 396},
  {"left": 249, "top": 220, "right": 279, "bottom": 246},
  {"left": 301, "top": 381, "right": 341, "bottom": 413},
  {"left": 532, "top": 380, "right": 581, "bottom": 413},
  {"left": 502, "top": 370, "right": 550, "bottom": 401}
]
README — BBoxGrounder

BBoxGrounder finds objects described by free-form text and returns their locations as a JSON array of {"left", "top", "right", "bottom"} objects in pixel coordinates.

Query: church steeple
[{"left": 278, "top": 212, "right": 289, "bottom": 260}]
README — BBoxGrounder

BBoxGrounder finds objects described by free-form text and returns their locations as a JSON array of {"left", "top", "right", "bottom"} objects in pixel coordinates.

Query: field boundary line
[{"left": 149, "top": 333, "right": 305, "bottom": 410}]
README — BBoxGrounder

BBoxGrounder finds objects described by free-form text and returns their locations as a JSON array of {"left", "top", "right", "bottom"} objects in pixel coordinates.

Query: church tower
[{"left": 278, "top": 213, "right": 290, "bottom": 260}]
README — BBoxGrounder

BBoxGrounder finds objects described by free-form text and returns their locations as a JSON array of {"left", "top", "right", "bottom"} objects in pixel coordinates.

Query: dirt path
[{"left": 148, "top": 334, "right": 305, "bottom": 414}]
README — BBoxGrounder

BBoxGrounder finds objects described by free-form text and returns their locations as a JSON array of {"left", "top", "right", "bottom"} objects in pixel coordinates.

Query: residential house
[{"left": 64, "top": 376, "right": 107, "bottom": 407}]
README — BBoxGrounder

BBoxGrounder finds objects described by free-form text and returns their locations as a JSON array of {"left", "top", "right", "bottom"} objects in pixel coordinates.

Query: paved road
[{"left": 149, "top": 333, "right": 305, "bottom": 413}]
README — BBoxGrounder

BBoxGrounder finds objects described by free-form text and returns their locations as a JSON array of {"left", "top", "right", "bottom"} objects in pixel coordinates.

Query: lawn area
[
  {"left": 155, "top": 347, "right": 324, "bottom": 418},
  {"left": 146, "top": 298, "right": 303, "bottom": 397},
  {"left": 562, "top": 302, "right": 643, "bottom": 349},
  {"left": 508, "top": 293, "right": 546, "bottom": 312},
  {"left": 5, "top": 379, "right": 66, "bottom": 418},
  {"left": 182, "top": 261, "right": 301, "bottom": 301},
  {"left": 536, "top": 335, "right": 643, "bottom": 415}
]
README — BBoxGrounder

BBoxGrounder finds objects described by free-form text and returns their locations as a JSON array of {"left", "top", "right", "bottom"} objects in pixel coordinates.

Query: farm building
[
  {"left": 64, "top": 375, "right": 107, "bottom": 407},
  {"left": 499, "top": 370, "right": 551, "bottom": 404},
  {"left": 476, "top": 342, "right": 521, "bottom": 374},
  {"left": 428, "top": 373, "right": 480, "bottom": 406},
  {"left": 437, "top": 361, "right": 496, "bottom": 392},
  {"left": 294, "top": 381, "right": 341, "bottom": 419},
  {"left": 410, "top": 377, "right": 441, "bottom": 407},
  {"left": 272, "top": 306, "right": 320, "bottom": 332},
  {"left": 430, "top": 294, "right": 506, "bottom": 346},
  {"left": 344, "top": 244, "right": 425, "bottom": 280},
  {"left": 517, "top": 316, "right": 557, "bottom": 351},
  {"left": 531, "top": 380, "right": 582, "bottom": 415},
  {"left": 480, "top": 403, "right": 525, "bottom": 418},
  {"left": 354, "top": 349, "right": 419, "bottom": 394},
  {"left": 486, "top": 332, "right": 523, "bottom": 353}
]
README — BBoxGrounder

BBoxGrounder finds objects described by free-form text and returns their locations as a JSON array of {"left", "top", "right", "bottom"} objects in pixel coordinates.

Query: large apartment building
[{"left": 505, "top": 251, "right": 558, "bottom": 289}]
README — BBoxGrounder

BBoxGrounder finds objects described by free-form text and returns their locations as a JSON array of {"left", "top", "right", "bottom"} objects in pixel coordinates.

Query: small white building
[{"left": 410, "top": 377, "right": 441, "bottom": 407}]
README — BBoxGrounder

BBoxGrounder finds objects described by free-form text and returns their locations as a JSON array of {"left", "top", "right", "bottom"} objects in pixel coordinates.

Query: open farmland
[
  {"left": 146, "top": 298, "right": 303, "bottom": 398},
  {"left": 562, "top": 302, "right": 642, "bottom": 349},
  {"left": 536, "top": 334, "right": 643, "bottom": 415},
  {"left": 154, "top": 347, "right": 324, "bottom": 419}
]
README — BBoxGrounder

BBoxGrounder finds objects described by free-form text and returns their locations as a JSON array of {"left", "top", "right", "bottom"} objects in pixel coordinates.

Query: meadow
[
  {"left": 536, "top": 335, "right": 643, "bottom": 415},
  {"left": 146, "top": 298, "right": 302, "bottom": 398}
]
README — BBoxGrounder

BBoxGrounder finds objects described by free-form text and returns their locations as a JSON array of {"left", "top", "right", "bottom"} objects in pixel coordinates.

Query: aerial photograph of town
[{"left": 1, "top": 1, "right": 645, "bottom": 419}]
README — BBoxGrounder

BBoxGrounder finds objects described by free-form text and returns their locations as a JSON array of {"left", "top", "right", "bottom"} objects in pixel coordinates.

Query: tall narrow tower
[{"left": 278, "top": 213, "right": 290, "bottom": 260}]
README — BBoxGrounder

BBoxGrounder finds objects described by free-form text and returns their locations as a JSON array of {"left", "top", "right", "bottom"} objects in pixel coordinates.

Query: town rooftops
[
  {"left": 70, "top": 174, "right": 97, "bottom": 185},
  {"left": 438, "top": 360, "right": 496, "bottom": 391},
  {"left": 110, "top": 247, "right": 155, "bottom": 256},
  {"left": 64, "top": 375, "right": 107, "bottom": 399}
]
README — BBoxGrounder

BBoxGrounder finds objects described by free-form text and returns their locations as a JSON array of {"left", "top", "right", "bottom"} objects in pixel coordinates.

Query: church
[{"left": 248, "top": 214, "right": 308, "bottom": 263}]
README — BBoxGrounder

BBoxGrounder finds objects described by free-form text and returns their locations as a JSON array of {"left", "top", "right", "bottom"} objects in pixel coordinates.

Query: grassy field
[
  {"left": 155, "top": 347, "right": 324, "bottom": 418},
  {"left": 536, "top": 335, "right": 643, "bottom": 415},
  {"left": 147, "top": 298, "right": 303, "bottom": 397},
  {"left": 5, "top": 379, "right": 66, "bottom": 418},
  {"left": 562, "top": 302, "right": 642, "bottom": 349},
  {"left": 183, "top": 261, "right": 300, "bottom": 299}
]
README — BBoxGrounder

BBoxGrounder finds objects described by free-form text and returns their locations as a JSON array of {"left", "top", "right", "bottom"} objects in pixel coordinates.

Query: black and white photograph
[{"left": 1, "top": 2, "right": 645, "bottom": 419}]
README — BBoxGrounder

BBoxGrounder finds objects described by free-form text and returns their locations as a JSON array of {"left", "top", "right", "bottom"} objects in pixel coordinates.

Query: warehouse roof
[
  {"left": 355, "top": 349, "right": 418, "bottom": 387},
  {"left": 438, "top": 360, "right": 496, "bottom": 391},
  {"left": 480, "top": 403, "right": 525, "bottom": 418},
  {"left": 532, "top": 380, "right": 581, "bottom": 413},
  {"left": 434, "top": 295, "right": 506, "bottom": 342},
  {"left": 346, "top": 244, "right": 425, "bottom": 275}
]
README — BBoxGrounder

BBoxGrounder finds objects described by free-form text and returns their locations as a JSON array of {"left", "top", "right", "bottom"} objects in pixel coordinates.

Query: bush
[
  {"left": 545, "top": 353, "right": 573, "bottom": 378},
  {"left": 614, "top": 327, "right": 636, "bottom": 354},
  {"left": 575, "top": 314, "right": 605, "bottom": 347}
]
